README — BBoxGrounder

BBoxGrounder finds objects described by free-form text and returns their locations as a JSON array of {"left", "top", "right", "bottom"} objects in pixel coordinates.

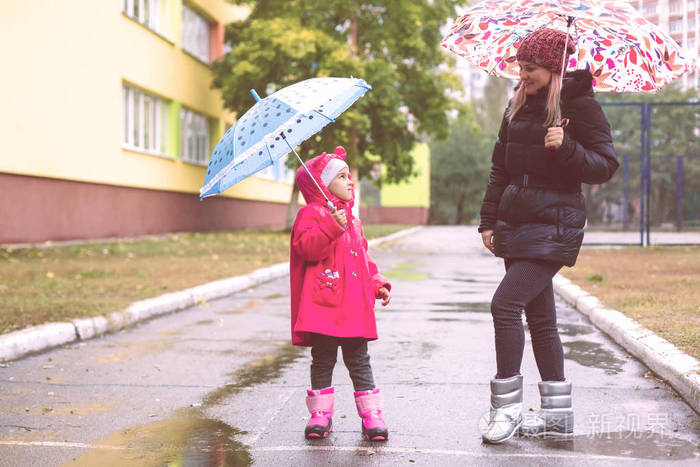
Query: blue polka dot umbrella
[{"left": 200, "top": 77, "right": 371, "bottom": 203}]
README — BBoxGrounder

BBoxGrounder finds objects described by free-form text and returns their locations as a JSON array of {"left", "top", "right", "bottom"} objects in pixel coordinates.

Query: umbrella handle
[
  {"left": 553, "top": 16, "right": 575, "bottom": 127},
  {"left": 279, "top": 132, "right": 336, "bottom": 213}
]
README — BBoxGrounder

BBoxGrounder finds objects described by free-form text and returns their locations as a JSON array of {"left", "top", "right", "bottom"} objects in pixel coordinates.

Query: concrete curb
[
  {"left": 553, "top": 274, "right": 700, "bottom": 415},
  {"left": 0, "top": 226, "right": 423, "bottom": 362}
]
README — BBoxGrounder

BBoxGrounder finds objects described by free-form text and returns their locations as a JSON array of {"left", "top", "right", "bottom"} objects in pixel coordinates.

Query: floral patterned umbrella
[{"left": 441, "top": 0, "right": 694, "bottom": 92}]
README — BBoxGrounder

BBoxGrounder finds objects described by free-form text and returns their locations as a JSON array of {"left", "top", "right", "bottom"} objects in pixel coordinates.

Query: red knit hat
[{"left": 516, "top": 28, "right": 576, "bottom": 74}]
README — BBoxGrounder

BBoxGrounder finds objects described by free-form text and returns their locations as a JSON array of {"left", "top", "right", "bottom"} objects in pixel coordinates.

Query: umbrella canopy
[
  {"left": 200, "top": 77, "right": 371, "bottom": 200},
  {"left": 441, "top": 0, "right": 695, "bottom": 92}
]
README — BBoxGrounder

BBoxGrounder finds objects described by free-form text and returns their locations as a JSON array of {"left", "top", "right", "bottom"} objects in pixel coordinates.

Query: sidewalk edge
[
  {"left": 0, "top": 226, "right": 422, "bottom": 362},
  {"left": 553, "top": 274, "right": 700, "bottom": 415}
]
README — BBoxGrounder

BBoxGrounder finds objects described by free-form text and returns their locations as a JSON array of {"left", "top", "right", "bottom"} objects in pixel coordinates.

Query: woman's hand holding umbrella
[{"left": 545, "top": 127, "right": 564, "bottom": 151}]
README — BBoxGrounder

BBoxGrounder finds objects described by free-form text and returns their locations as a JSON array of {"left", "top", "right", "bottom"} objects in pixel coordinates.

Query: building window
[
  {"left": 182, "top": 4, "right": 211, "bottom": 63},
  {"left": 670, "top": 2, "right": 682, "bottom": 15},
  {"left": 122, "top": 83, "right": 169, "bottom": 155},
  {"left": 643, "top": 4, "right": 657, "bottom": 16},
  {"left": 181, "top": 108, "right": 210, "bottom": 165},
  {"left": 669, "top": 20, "right": 683, "bottom": 34},
  {"left": 122, "top": 0, "right": 168, "bottom": 36}
]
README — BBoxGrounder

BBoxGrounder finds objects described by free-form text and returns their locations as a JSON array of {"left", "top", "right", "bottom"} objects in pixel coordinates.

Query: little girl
[{"left": 290, "top": 146, "right": 392, "bottom": 441}]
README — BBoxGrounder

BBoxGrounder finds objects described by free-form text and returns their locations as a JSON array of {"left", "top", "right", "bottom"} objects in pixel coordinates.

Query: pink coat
[{"left": 290, "top": 147, "right": 391, "bottom": 347}]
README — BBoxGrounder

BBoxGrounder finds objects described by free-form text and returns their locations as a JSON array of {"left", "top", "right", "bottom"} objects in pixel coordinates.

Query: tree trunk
[{"left": 285, "top": 182, "right": 301, "bottom": 232}]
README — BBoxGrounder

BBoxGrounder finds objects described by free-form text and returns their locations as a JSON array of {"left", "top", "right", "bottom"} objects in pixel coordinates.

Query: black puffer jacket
[{"left": 478, "top": 70, "right": 619, "bottom": 267}]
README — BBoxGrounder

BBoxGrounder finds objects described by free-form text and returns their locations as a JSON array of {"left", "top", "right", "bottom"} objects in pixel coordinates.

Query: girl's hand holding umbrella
[{"left": 331, "top": 208, "right": 347, "bottom": 228}]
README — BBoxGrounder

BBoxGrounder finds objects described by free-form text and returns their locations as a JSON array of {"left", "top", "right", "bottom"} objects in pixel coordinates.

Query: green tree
[
  {"left": 211, "top": 0, "right": 463, "bottom": 226},
  {"left": 429, "top": 75, "right": 511, "bottom": 224},
  {"left": 429, "top": 108, "right": 491, "bottom": 224}
]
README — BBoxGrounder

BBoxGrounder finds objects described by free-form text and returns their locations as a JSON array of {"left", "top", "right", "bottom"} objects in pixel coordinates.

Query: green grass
[
  {"left": 0, "top": 225, "right": 412, "bottom": 333},
  {"left": 561, "top": 246, "right": 700, "bottom": 362}
]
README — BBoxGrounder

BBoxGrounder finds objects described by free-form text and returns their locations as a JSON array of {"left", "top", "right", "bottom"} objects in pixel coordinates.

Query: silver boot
[
  {"left": 520, "top": 381, "right": 574, "bottom": 437},
  {"left": 481, "top": 375, "right": 523, "bottom": 444}
]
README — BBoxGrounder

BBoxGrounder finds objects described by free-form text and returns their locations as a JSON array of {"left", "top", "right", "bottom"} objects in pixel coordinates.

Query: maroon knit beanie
[{"left": 516, "top": 28, "right": 576, "bottom": 74}]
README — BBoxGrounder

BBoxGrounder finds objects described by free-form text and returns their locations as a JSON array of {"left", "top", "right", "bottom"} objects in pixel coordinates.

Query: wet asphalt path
[{"left": 1, "top": 226, "right": 698, "bottom": 466}]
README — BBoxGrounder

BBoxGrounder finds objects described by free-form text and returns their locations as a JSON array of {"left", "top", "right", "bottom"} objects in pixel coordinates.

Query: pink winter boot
[
  {"left": 354, "top": 388, "right": 389, "bottom": 441},
  {"left": 305, "top": 387, "right": 334, "bottom": 439}
]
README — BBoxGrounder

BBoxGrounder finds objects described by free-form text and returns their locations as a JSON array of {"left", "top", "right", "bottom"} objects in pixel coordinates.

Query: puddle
[
  {"left": 427, "top": 317, "right": 486, "bottom": 325},
  {"left": 70, "top": 342, "right": 303, "bottom": 466},
  {"left": 563, "top": 341, "right": 626, "bottom": 374},
  {"left": 379, "top": 303, "right": 491, "bottom": 313},
  {"left": 541, "top": 431, "right": 700, "bottom": 460},
  {"left": 452, "top": 278, "right": 501, "bottom": 284},
  {"left": 383, "top": 261, "right": 429, "bottom": 281},
  {"left": 203, "top": 342, "right": 304, "bottom": 408},
  {"left": 431, "top": 302, "right": 491, "bottom": 313},
  {"left": 557, "top": 323, "right": 595, "bottom": 337},
  {"left": 65, "top": 414, "right": 252, "bottom": 466}
]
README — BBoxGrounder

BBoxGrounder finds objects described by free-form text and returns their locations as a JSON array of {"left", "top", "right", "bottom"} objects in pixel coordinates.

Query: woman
[{"left": 478, "top": 28, "right": 619, "bottom": 444}]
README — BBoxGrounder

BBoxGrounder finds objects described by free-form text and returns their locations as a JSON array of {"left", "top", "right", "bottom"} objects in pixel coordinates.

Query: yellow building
[
  {"left": 0, "top": 1, "right": 430, "bottom": 244},
  {"left": 0, "top": 0, "right": 295, "bottom": 244},
  {"left": 359, "top": 143, "right": 431, "bottom": 225}
]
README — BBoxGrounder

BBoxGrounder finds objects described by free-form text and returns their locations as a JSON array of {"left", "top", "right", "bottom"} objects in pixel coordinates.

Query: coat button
[
  {"left": 350, "top": 249, "right": 355, "bottom": 255},
  {"left": 352, "top": 271, "right": 358, "bottom": 278}
]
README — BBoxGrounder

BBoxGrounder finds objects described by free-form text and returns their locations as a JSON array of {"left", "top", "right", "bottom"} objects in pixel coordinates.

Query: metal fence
[{"left": 589, "top": 101, "right": 700, "bottom": 246}]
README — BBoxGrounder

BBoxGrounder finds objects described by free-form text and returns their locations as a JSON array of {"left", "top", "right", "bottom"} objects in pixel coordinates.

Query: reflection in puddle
[
  {"left": 557, "top": 323, "right": 595, "bottom": 336},
  {"left": 70, "top": 343, "right": 303, "bottom": 466},
  {"left": 204, "top": 343, "right": 304, "bottom": 407},
  {"left": 541, "top": 431, "right": 699, "bottom": 460},
  {"left": 65, "top": 415, "right": 252, "bottom": 466},
  {"left": 563, "top": 341, "right": 626, "bottom": 374}
]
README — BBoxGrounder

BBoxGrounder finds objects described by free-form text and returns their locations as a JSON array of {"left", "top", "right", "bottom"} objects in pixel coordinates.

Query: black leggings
[
  {"left": 490, "top": 259, "right": 565, "bottom": 381},
  {"left": 310, "top": 333, "right": 375, "bottom": 391}
]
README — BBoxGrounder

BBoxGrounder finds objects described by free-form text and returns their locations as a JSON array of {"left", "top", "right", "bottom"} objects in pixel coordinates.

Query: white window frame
[
  {"left": 122, "top": 0, "right": 168, "bottom": 37},
  {"left": 181, "top": 107, "right": 210, "bottom": 165},
  {"left": 670, "top": 2, "right": 682, "bottom": 15},
  {"left": 182, "top": 4, "right": 211, "bottom": 63},
  {"left": 122, "top": 83, "right": 170, "bottom": 156}
]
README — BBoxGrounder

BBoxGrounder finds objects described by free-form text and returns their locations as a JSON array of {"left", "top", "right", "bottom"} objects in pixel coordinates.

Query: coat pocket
[{"left": 311, "top": 272, "right": 343, "bottom": 307}]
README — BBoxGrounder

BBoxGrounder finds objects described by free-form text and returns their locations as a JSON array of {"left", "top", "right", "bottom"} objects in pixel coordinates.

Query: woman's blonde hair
[{"left": 506, "top": 73, "right": 562, "bottom": 127}]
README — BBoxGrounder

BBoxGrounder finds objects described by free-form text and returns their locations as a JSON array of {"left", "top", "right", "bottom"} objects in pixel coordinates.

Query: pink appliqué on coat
[{"left": 289, "top": 146, "right": 391, "bottom": 346}]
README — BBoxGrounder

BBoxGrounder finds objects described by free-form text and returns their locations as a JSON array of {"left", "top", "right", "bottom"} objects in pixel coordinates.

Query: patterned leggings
[{"left": 490, "top": 259, "right": 565, "bottom": 381}]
